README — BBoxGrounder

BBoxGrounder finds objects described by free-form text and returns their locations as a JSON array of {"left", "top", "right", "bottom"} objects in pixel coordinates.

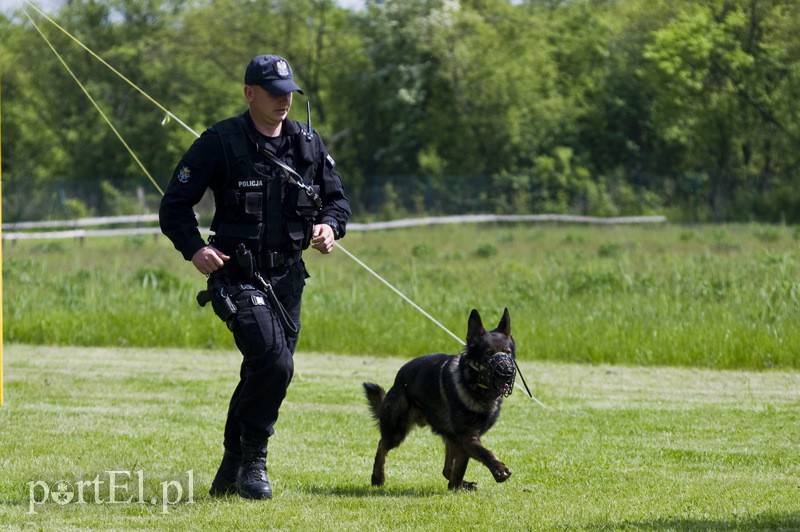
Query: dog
[{"left": 363, "top": 308, "right": 517, "bottom": 491}]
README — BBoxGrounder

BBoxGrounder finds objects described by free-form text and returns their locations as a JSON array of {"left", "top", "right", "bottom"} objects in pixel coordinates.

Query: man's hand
[
  {"left": 311, "top": 224, "right": 335, "bottom": 254},
  {"left": 191, "top": 245, "right": 230, "bottom": 275}
]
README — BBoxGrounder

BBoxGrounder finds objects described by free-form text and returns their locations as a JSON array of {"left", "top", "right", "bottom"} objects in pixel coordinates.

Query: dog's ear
[
  {"left": 495, "top": 307, "right": 511, "bottom": 336},
  {"left": 467, "top": 309, "right": 486, "bottom": 342}
]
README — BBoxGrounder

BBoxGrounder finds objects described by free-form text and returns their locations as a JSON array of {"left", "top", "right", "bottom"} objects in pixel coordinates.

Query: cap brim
[{"left": 261, "top": 79, "right": 304, "bottom": 96}]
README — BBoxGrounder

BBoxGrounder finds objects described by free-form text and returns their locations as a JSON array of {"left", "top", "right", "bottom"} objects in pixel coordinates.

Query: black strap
[
  {"left": 215, "top": 117, "right": 252, "bottom": 190},
  {"left": 237, "top": 117, "right": 322, "bottom": 210},
  {"left": 254, "top": 272, "right": 299, "bottom": 337}
]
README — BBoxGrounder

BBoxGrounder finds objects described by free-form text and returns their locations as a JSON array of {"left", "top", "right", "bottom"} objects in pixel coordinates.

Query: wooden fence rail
[{"left": 2, "top": 213, "right": 667, "bottom": 241}]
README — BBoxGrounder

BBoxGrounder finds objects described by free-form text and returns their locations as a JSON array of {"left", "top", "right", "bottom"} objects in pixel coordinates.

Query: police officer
[{"left": 159, "top": 54, "right": 351, "bottom": 500}]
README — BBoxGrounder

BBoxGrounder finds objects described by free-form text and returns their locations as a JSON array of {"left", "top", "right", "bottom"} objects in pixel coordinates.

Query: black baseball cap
[{"left": 244, "top": 54, "right": 304, "bottom": 95}]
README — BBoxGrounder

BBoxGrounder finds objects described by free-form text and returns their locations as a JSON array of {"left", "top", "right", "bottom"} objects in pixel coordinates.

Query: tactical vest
[{"left": 210, "top": 115, "right": 321, "bottom": 256}]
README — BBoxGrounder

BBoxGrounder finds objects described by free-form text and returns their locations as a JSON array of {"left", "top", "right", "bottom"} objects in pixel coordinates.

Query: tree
[
  {"left": 643, "top": 0, "right": 800, "bottom": 221},
  {"left": 4, "top": 0, "right": 800, "bottom": 221}
]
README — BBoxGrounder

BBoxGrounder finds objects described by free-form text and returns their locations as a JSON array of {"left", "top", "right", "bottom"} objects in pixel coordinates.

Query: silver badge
[{"left": 276, "top": 60, "right": 290, "bottom": 78}]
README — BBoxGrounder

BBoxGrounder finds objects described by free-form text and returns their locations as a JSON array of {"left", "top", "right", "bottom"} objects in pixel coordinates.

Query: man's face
[{"left": 246, "top": 85, "right": 293, "bottom": 128}]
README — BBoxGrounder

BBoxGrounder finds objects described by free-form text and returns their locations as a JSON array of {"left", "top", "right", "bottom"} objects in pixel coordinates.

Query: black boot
[
  {"left": 237, "top": 439, "right": 272, "bottom": 500},
  {"left": 209, "top": 448, "right": 241, "bottom": 497}
]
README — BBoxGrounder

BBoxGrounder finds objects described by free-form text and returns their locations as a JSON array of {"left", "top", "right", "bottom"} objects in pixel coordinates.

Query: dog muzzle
[{"left": 473, "top": 352, "right": 516, "bottom": 397}]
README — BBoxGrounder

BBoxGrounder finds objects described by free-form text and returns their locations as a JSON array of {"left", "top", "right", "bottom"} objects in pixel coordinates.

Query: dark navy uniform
[
  {"left": 160, "top": 111, "right": 349, "bottom": 262},
  {"left": 160, "top": 100, "right": 350, "bottom": 498}
]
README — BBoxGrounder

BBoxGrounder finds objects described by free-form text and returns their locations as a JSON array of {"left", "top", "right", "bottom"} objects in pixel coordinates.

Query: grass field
[
  {"left": 2, "top": 222, "right": 799, "bottom": 528},
  {"left": 3, "top": 222, "right": 800, "bottom": 369},
  {"left": 1, "top": 344, "right": 799, "bottom": 530}
]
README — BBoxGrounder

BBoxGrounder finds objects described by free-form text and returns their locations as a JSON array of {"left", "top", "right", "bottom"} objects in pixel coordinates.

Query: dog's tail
[{"left": 362, "top": 382, "right": 385, "bottom": 422}]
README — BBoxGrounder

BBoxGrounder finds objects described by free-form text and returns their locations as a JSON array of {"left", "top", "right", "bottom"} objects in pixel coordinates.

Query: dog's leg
[
  {"left": 371, "top": 388, "right": 414, "bottom": 487},
  {"left": 446, "top": 447, "right": 476, "bottom": 491},
  {"left": 371, "top": 439, "right": 389, "bottom": 486},
  {"left": 459, "top": 435, "right": 512, "bottom": 483},
  {"left": 372, "top": 427, "right": 412, "bottom": 487},
  {"left": 442, "top": 439, "right": 456, "bottom": 481}
]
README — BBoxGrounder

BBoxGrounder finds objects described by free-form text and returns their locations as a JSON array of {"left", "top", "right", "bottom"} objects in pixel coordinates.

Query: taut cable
[
  {"left": 23, "top": 8, "right": 165, "bottom": 195},
  {"left": 24, "top": 0, "right": 201, "bottom": 140}
]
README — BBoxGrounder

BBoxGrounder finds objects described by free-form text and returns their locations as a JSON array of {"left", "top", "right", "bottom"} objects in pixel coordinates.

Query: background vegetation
[
  {"left": 4, "top": 223, "right": 799, "bottom": 370},
  {"left": 2, "top": 0, "right": 800, "bottom": 223}
]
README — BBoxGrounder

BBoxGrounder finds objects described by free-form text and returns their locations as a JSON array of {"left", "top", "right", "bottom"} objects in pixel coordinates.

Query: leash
[
  {"left": 334, "top": 243, "right": 546, "bottom": 408},
  {"left": 26, "top": 3, "right": 546, "bottom": 409}
]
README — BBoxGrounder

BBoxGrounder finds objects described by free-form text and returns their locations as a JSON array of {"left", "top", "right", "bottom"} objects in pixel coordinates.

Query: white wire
[
  {"left": 336, "top": 242, "right": 546, "bottom": 408},
  {"left": 334, "top": 242, "right": 463, "bottom": 345}
]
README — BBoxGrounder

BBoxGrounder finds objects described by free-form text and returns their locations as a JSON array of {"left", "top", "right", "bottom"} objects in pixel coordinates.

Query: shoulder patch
[
  {"left": 326, "top": 154, "right": 335, "bottom": 168},
  {"left": 177, "top": 166, "right": 191, "bottom": 183}
]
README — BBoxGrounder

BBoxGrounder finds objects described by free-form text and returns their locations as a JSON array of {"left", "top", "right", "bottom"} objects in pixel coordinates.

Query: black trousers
[{"left": 222, "top": 263, "right": 306, "bottom": 451}]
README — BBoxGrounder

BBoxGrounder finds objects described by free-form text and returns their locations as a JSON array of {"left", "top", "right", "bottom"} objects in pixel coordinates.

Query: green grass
[
  {"left": 3, "top": 223, "right": 798, "bottom": 529},
  {"left": 4, "top": 223, "right": 800, "bottom": 369},
  {"left": 1, "top": 344, "right": 799, "bottom": 530}
]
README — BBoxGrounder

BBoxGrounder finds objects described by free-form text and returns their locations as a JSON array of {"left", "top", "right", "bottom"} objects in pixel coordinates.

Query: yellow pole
[{"left": 1, "top": 71, "right": 4, "bottom": 406}]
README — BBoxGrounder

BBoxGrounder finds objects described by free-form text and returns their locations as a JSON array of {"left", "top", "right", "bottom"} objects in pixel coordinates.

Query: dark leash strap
[
  {"left": 254, "top": 272, "right": 299, "bottom": 338},
  {"left": 513, "top": 359, "right": 535, "bottom": 401}
]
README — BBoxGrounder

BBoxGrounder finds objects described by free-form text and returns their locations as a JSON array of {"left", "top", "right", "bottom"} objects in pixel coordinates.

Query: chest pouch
[
  {"left": 221, "top": 190, "right": 263, "bottom": 223},
  {"left": 213, "top": 188, "right": 265, "bottom": 254},
  {"left": 256, "top": 147, "right": 320, "bottom": 220},
  {"left": 285, "top": 182, "right": 321, "bottom": 219}
]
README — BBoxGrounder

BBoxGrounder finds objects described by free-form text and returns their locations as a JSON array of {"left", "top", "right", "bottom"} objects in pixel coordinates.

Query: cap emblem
[{"left": 276, "top": 60, "right": 290, "bottom": 78}]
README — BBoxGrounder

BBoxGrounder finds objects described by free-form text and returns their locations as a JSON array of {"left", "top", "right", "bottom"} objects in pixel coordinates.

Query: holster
[
  {"left": 196, "top": 271, "right": 299, "bottom": 338},
  {"left": 197, "top": 274, "right": 237, "bottom": 323}
]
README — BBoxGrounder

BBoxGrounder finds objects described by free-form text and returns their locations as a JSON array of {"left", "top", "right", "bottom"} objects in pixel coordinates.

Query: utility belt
[
  {"left": 226, "top": 246, "right": 301, "bottom": 278},
  {"left": 209, "top": 230, "right": 303, "bottom": 272},
  {"left": 256, "top": 250, "right": 302, "bottom": 269}
]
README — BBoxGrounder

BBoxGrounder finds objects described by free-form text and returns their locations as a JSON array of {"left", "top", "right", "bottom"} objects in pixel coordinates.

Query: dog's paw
[
  {"left": 491, "top": 463, "right": 512, "bottom": 483},
  {"left": 371, "top": 473, "right": 385, "bottom": 487},
  {"left": 448, "top": 480, "right": 478, "bottom": 491}
]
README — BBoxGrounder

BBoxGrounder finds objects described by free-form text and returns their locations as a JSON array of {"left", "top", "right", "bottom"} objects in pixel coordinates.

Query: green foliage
[
  {"left": 377, "top": 182, "right": 404, "bottom": 220},
  {"left": 642, "top": 0, "right": 800, "bottom": 221},
  {"left": 100, "top": 180, "right": 140, "bottom": 215},
  {"left": 59, "top": 197, "right": 91, "bottom": 219},
  {"left": 473, "top": 243, "right": 498, "bottom": 258},
  {"left": 4, "top": 224, "right": 800, "bottom": 370},
  {"left": 4, "top": 0, "right": 800, "bottom": 222}
]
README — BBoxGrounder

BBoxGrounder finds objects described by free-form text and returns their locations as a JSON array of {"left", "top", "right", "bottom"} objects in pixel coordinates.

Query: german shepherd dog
[{"left": 363, "top": 308, "right": 517, "bottom": 491}]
